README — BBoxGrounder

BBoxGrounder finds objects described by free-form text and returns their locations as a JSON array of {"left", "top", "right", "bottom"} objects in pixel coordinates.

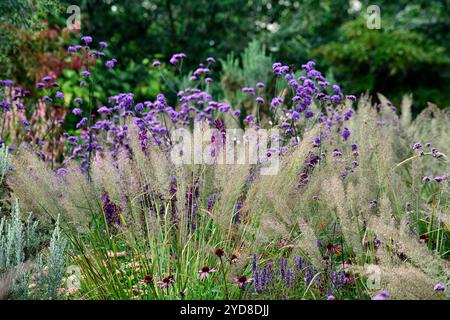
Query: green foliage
[
  {"left": 220, "top": 40, "right": 272, "bottom": 121},
  {"left": 313, "top": 18, "right": 450, "bottom": 109},
  {"left": 0, "top": 0, "right": 61, "bottom": 75}
]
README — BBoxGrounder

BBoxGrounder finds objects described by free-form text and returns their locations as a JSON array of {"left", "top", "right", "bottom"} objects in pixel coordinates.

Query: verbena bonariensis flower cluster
[
  {"left": 4, "top": 35, "right": 449, "bottom": 300},
  {"left": 50, "top": 36, "right": 361, "bottom": 175}
]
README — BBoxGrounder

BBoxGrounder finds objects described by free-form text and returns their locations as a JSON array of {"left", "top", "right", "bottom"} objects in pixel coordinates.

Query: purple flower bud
[
  {"left": 97, "top": 106, "right": 111, "bottom": 114},
  {"left": 80, "top": 70, "right": 90, "bottom": 77},
  {"left": 0, "top": 80, "right": 13, "bottom": 86},
  {"left": 72, "top": 108, "right": 82, "bottom": 116},
  {"left": 135, "top": 103, "right": 144, "bottom": 113},
  {"left": 99, "top": 41, "right": 108, "bottom": 49},
  {"left": 332, "top": 85, "right": 341, "bottom": 93},
  {"left": 76, "top": 117, "right": 88, "bottom": 129},
  {"left": 372, "top": 291, "right": 390, "bottom": 300},
  {"left": 433, "top": 283, "right": 446, "bottom": 291},
  {"left": 56, "top": 168, "right": 69, "bottom": 175},
  {"left": 272, "top": 62, "right": 282, "bottom": 70},
  {"left": 434, "top": 176, "right": 446, "bottom": 183},
  {"left": 170, "top": 53, "right": 187, "bottom": 65},
  {"left": 305, "top": 110, "right": 314, "bottom": 119},
  {"left": 218, "top": 104, "right": 230, "bottom": 112},
  {"left": 331, "top": 95, "right": 342, "bottom": 104},
  {"left": 81, "top": 36, "right": 93, "bottom": 44},
  {"left": 56, "top": 91, "right": 64, "bottom": 99},
  {"left": 105, "top": 59, "right": 117, "bottom": 68},
  {"left": 412, "top": 143, "right": 422, "bottom": 150},
  {"left": 244, "top": 114, "right": 254, "bottom": 123},
  {"left": 342, "top": 127, "right": 351, "bottom": 141}
]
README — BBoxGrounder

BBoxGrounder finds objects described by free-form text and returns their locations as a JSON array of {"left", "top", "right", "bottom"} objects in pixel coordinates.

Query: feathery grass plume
[
  {"left": 379, "top": 194, "right": 394, "bottom": 226},
  {"left": 295, "top": 216, "right": 323, "bottom": 265},
  {"left": 58, "top": 161, "right": 99, "bottom": 230},
  {"left": 114, "top": 150, "right": 147, "bottom": 237},
  {"left": 11, "top": 148, "right": 98, "bottom": 231},
  {"left": 379, "top": 266, "right": 446, "bottom": 300},
  {"left": 213, "top": 163, "right": 250, "bottom": 233},
  {"left": 348, "top": 97, "right": 380, "bottom": 210},
  {"left": 322, "top": 176, "right": 363, "bottom": 260},
  {"left": 91, "top": 154, "right": 121, "bottom": 204},
  {"left": 400, "top": 94, "right": 413, "bottom": 129},
  {"left": 246, "top": 127, "right": 320, "bottom": 245},
  {"left": 409, "top": 103, "right": 450, "bottom": 157},
  {"left": 367, "top": 217, "right": 449, "bottom": 281},
  {"left": 352, "top": 264, "right": 446, "bottom": 300},
  {"left": 8, "top": 148, "right": 63, "bottom": 223},
  {"left": 128, "top": 121, "right": 172, "bottom": 196}
]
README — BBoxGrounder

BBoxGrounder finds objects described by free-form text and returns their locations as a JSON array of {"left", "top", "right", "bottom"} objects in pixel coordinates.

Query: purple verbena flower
[
  {"left": 342, "top": 127, "right": 351, "bottom": 141},
  {"left": 412, "top": 143, "right": 422, "bottom": 150},
  {"left": 56, "top": 91, "right": 64, "bottom": 99},
  {"left": 81, "top": 36, "right": 93, "bottom": 44},
  {"left": 433, "top": 283, "right": 446, "bottom": 291},
  {"left": 372, "top": 291, "right": 390, "bottom": 300}
]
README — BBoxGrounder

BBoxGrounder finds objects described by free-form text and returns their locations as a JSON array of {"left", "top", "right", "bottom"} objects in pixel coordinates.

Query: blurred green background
[{"left": 1, "top": 0, "right": 449, "bottom": 115}]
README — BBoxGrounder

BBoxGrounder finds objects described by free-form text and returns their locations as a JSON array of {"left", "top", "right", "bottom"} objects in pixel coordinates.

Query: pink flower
[
  {"left": 233, "top": 275, "right": 253, "bottom": 287},
  {"left": 199, "top": 266, "right": 217, "bottom": 280},
  {"left": 157, "top": 275, "right": 175, "bottom": 288}
]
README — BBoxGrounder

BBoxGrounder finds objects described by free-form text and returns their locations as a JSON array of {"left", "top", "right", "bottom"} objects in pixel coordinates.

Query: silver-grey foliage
[
  {"left": 0, "top": 145, "right": 9, "bottom": 185},
  {"left": 46, "top": 216, "right": 67, "bottom": 300},
  {"left": 0, "top": 199, "right": 25, "bottom": 271}
]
